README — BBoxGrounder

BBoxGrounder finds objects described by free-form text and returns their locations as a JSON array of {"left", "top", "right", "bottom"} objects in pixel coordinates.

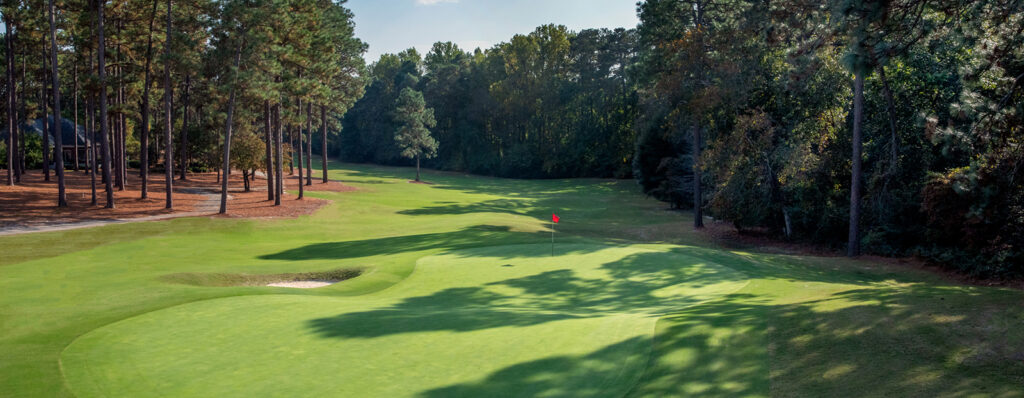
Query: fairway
[
  {"left": 2, "top": 163, "right": 1023, "bottom": 397},
  {"left": 61, "top": 244, "right": 747, "bottom": 397}
]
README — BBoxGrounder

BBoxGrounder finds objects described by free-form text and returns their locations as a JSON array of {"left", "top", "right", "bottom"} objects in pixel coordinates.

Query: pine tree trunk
[
  {"left": 113, "top": 38, "right": 123, "bottom": 191},
  {"left": 163, "top": 0, "right": 174, "bottom": 209},
  {"left": 276, "top": 100, "right": 284, "bottom": 204},
  {"left": 18, "top": 56, "right": 27, "bottom": 180},
  {"left": 848, "top": 70, "right": 865, "bottom": 257},
  {"left": 320, "top": 104, "right": 327, "bottom": 183},
  {"left": 112, "top": 75, "right": 121, "bottom": 190},
  {"left": 416, "top": 156, "right": 420, "bottom": 182},
  {"left": 296, "top": 105, "right": 304, "bottom": 200},
  {"left": 48, "top": 0, "right": 66, "bottom": 206},
  {"left": 4, "top": 17, "right": 13, "bottom": 186},
  {"left": 139, "top": 0, "right": 158, "bottom": 198},
  {"left": 73, "top": 59, "right": 79, "bottom": 172},
  {"left": 305, "top": 102, "right": 312, "bottom": 186},
  {"left": 180, "top": 75, "right": 190, "bottom": 180},
  {"left": 97, "top": 0, "right": 114, "bottom": 208},
  {"left": 692, "top": 124, "right": 703, "bottom": 229},
  {"left": 117, "top": 18, "right": 127, "bottom": 190},
  {"left": 219, "top": 45, "right": 242, "bottom": 214},
  {"left": 121, "top": 88, "right": 127, "bottom": 185},
  {"left": 41, "top": 52, "right": 49, "bottom": 182},
  {"left": 89, "top": 76, "right": 97, "bottom": 206},
  {"left": 264, "top": 100, "right": 274, "bottom": 200}
]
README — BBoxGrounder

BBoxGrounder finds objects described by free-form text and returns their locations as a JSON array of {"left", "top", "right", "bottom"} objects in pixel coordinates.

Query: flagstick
[{"left": 551, "top": 219, "right": 555, "bottom": 257}]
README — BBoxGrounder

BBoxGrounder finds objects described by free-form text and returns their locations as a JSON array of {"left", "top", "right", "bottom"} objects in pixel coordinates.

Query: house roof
[{"left": 0, "top": 116, "right": 89, "bottom": 147}]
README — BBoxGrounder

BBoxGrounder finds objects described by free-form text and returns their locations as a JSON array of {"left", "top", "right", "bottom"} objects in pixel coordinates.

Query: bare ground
[{"left": 0, "top": 168, "right": 355, "bottom": 233}]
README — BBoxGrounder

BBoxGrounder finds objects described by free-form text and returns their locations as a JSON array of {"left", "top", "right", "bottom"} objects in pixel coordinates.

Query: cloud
[{"left": 415, "top": 0, "right": 458, "bottom": 4}]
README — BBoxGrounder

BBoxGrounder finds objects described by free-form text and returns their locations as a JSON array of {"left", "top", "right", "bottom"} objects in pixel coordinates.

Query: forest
[
  {"left": 1, "top": 0, "right": 365, "bottom": 213},
  {"left": 342, "top": 1, "right": 1023, "bottom": 278},
  {"left": 2, "top": 0, "right": 1023, "bottom": 277}
]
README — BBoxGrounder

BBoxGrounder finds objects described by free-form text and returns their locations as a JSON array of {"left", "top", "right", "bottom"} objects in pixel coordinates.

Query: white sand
[{"left": 266, "top": 280, "right": 337, "bottom": 289}]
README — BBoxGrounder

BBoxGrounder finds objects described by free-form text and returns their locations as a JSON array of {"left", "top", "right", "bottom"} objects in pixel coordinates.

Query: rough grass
[{"left": 1, "top": 161, "right": 1022, "bottom": 397}]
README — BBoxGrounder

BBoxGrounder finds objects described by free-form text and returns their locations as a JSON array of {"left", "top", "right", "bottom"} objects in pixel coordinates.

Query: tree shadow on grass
[
  {"left": 257, "top": 225, "right": 621, "bottom": 262},
  {"left": 306, "top": 249, "right": 748, "bottom": 339},
  {"left": 415, "top": 284, "right": 1024, "bottom": 397},
  {"left": 418, "top": 337, "right": 651, "bottom": 398},
  {"left": 259, "top": 225, "right": 529, "bottom": 261},
  {"left": 397, "top": 199, "right": 537, "bottom": 217},
  {"left": 306, "top": 286, "right": 583, "bottom": 338},
  {"left": 302, "top": 245, "right": 954, "bottom": 342},
  {"left": 765, "top": 285, "right": 1024, "bottom": 397}
]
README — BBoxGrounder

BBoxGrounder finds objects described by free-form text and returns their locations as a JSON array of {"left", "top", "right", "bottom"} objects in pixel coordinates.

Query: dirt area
[{"left": 0, "top": 168, "right": 355, "bottom": 229}]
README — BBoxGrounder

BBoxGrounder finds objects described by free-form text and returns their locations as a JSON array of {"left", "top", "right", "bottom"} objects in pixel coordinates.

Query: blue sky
[{"left": 347, "top": 0, "right": 641, "bottom": 62}]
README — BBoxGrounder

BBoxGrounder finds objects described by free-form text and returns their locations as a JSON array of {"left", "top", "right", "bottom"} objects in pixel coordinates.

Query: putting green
[{"left": 61, "top": 244, "right": 748, "bottom": 397}]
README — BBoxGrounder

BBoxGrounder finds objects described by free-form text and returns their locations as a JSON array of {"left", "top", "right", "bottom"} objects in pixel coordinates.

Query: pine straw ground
[{"left": 0, "top": 167, "right": 356, "bottom": 228}]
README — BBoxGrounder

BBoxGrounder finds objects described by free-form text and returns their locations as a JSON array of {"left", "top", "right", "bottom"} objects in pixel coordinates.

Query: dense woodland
[
  {"left": 341, "top": 26, "right": 639, "bottom": 179},
  {"left": 2, "top": 0, "right": 1023, "bottom": 277},
  {"left": 341, "top": 1, "right": 1023, "bottom": 278}
]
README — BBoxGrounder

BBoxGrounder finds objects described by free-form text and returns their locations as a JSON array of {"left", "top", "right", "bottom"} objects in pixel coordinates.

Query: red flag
[{"left": 552, "top": 213, "right": 560, "bottom": 223}]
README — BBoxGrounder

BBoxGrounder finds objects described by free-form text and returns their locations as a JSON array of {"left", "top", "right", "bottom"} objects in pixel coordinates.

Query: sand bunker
[{"left": 266, "top": 280, "right": 338, "bottom": 288}]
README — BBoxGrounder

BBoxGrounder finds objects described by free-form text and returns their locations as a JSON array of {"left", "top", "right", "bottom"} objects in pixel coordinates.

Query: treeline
[
  {"left": 341, "top": 26, "right": 639, "bottom": 178},
  {"left": 632, "top": 0, "right": 1023, "bottom": 276},
  {"left": 342, "top": 1, "right": 1022, "bottom": 277},
  {"left": 1, "top": 0, "right": 365, "bottom": 213}
]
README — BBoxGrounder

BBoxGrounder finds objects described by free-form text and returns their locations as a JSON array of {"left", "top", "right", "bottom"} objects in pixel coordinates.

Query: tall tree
[
  {"left": 72, "top": 53, "right": 79, "bottom": 172},
  {"left": 305, "top": 102, "right": 311, "bottom": 185},
  {"left": 97, "top": 0, "right": 114, "bottom": 208},
  {"left": 4, "top": 12, "right": 13, "bottom": 186},
  {"left": 179, "top": 75, "right": 189, "bottom": 179},
  {"left": 138, "top": 0, "right": 159, "bottom": 199},
  {"left": 295, "top": 101, "right": 303, "bottom": 199},
  {"left": 219, "top": 45, "right": 241, "bottom": 214},
  {"left": 264, "top": 100, "right": 273, "bottom": 198},
  {"left": 320, "top": 104, "right": 327, "bottom": 183},
  {"left": 393, "top": 87, "right": 437, "bottom": 182},
  {"left": 41, "top": 42, "right": 49, "bottom": 183},
  {"left": 48, "top": 0, "right": 67, "bottom": 206},
  {"left": 162, "top": 0, "right": 173, "bottom": 209},
  {"left": 274, "top": 100, "right": 283, "bottom": 204}
]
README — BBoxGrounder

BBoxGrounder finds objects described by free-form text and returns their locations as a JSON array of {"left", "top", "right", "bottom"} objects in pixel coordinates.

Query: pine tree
[{"left": 393, "top": 87, "right": 437, "bottom": 182}]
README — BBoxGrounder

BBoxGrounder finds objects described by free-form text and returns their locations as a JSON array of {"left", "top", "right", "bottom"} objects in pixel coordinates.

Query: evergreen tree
[{"left": 393, "top": 87, "right": 437, "bottom": 182}]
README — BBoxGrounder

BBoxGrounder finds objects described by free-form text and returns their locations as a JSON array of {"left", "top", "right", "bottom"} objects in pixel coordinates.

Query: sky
[{"left": 347, "top": 0, "right": 641, "bottom": 62}]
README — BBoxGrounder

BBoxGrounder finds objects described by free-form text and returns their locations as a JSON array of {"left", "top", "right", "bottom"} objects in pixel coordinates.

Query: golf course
[{"left": 1, "top": 162, "right": 1022, "bottom": 397}]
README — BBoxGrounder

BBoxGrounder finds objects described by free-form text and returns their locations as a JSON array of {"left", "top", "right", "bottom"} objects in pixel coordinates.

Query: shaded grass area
[
  {"left": 65, "top": 244, "right": 731, "bottom": 397},
  {"left": 0, "top": 161, "right": 1022, "bottom": 397},
  {"left": 160, "top": 268, "right": 363, "bottom": 287}
]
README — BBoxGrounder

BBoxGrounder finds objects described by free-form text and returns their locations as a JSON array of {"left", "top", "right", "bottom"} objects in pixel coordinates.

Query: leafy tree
[
  {"left": 231, "top": 131, "right": 264, "bottom": 191},
  {"left": 393, "top": 87, "right": 437, "bottom": 181}
]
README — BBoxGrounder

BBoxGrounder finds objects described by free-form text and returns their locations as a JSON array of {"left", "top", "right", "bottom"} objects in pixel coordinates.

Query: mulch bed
[{"left": 0, "top": 168, "right": 356, "bottom": 227}]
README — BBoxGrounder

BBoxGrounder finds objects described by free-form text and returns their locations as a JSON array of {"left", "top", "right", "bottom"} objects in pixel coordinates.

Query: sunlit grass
[{"left": 1, "top": 162, "right": 1021, "bottom": 397}]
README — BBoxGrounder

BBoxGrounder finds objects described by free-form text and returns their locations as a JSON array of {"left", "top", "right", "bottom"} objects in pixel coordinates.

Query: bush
[{"left": 921, "top": 159, "right": 1024, "bottom": 278}]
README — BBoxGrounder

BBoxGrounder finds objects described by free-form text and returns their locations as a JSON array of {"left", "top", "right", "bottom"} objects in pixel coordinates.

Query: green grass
[{"left": 1, "top": 162, "right": 1022, "bottom": 397}]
